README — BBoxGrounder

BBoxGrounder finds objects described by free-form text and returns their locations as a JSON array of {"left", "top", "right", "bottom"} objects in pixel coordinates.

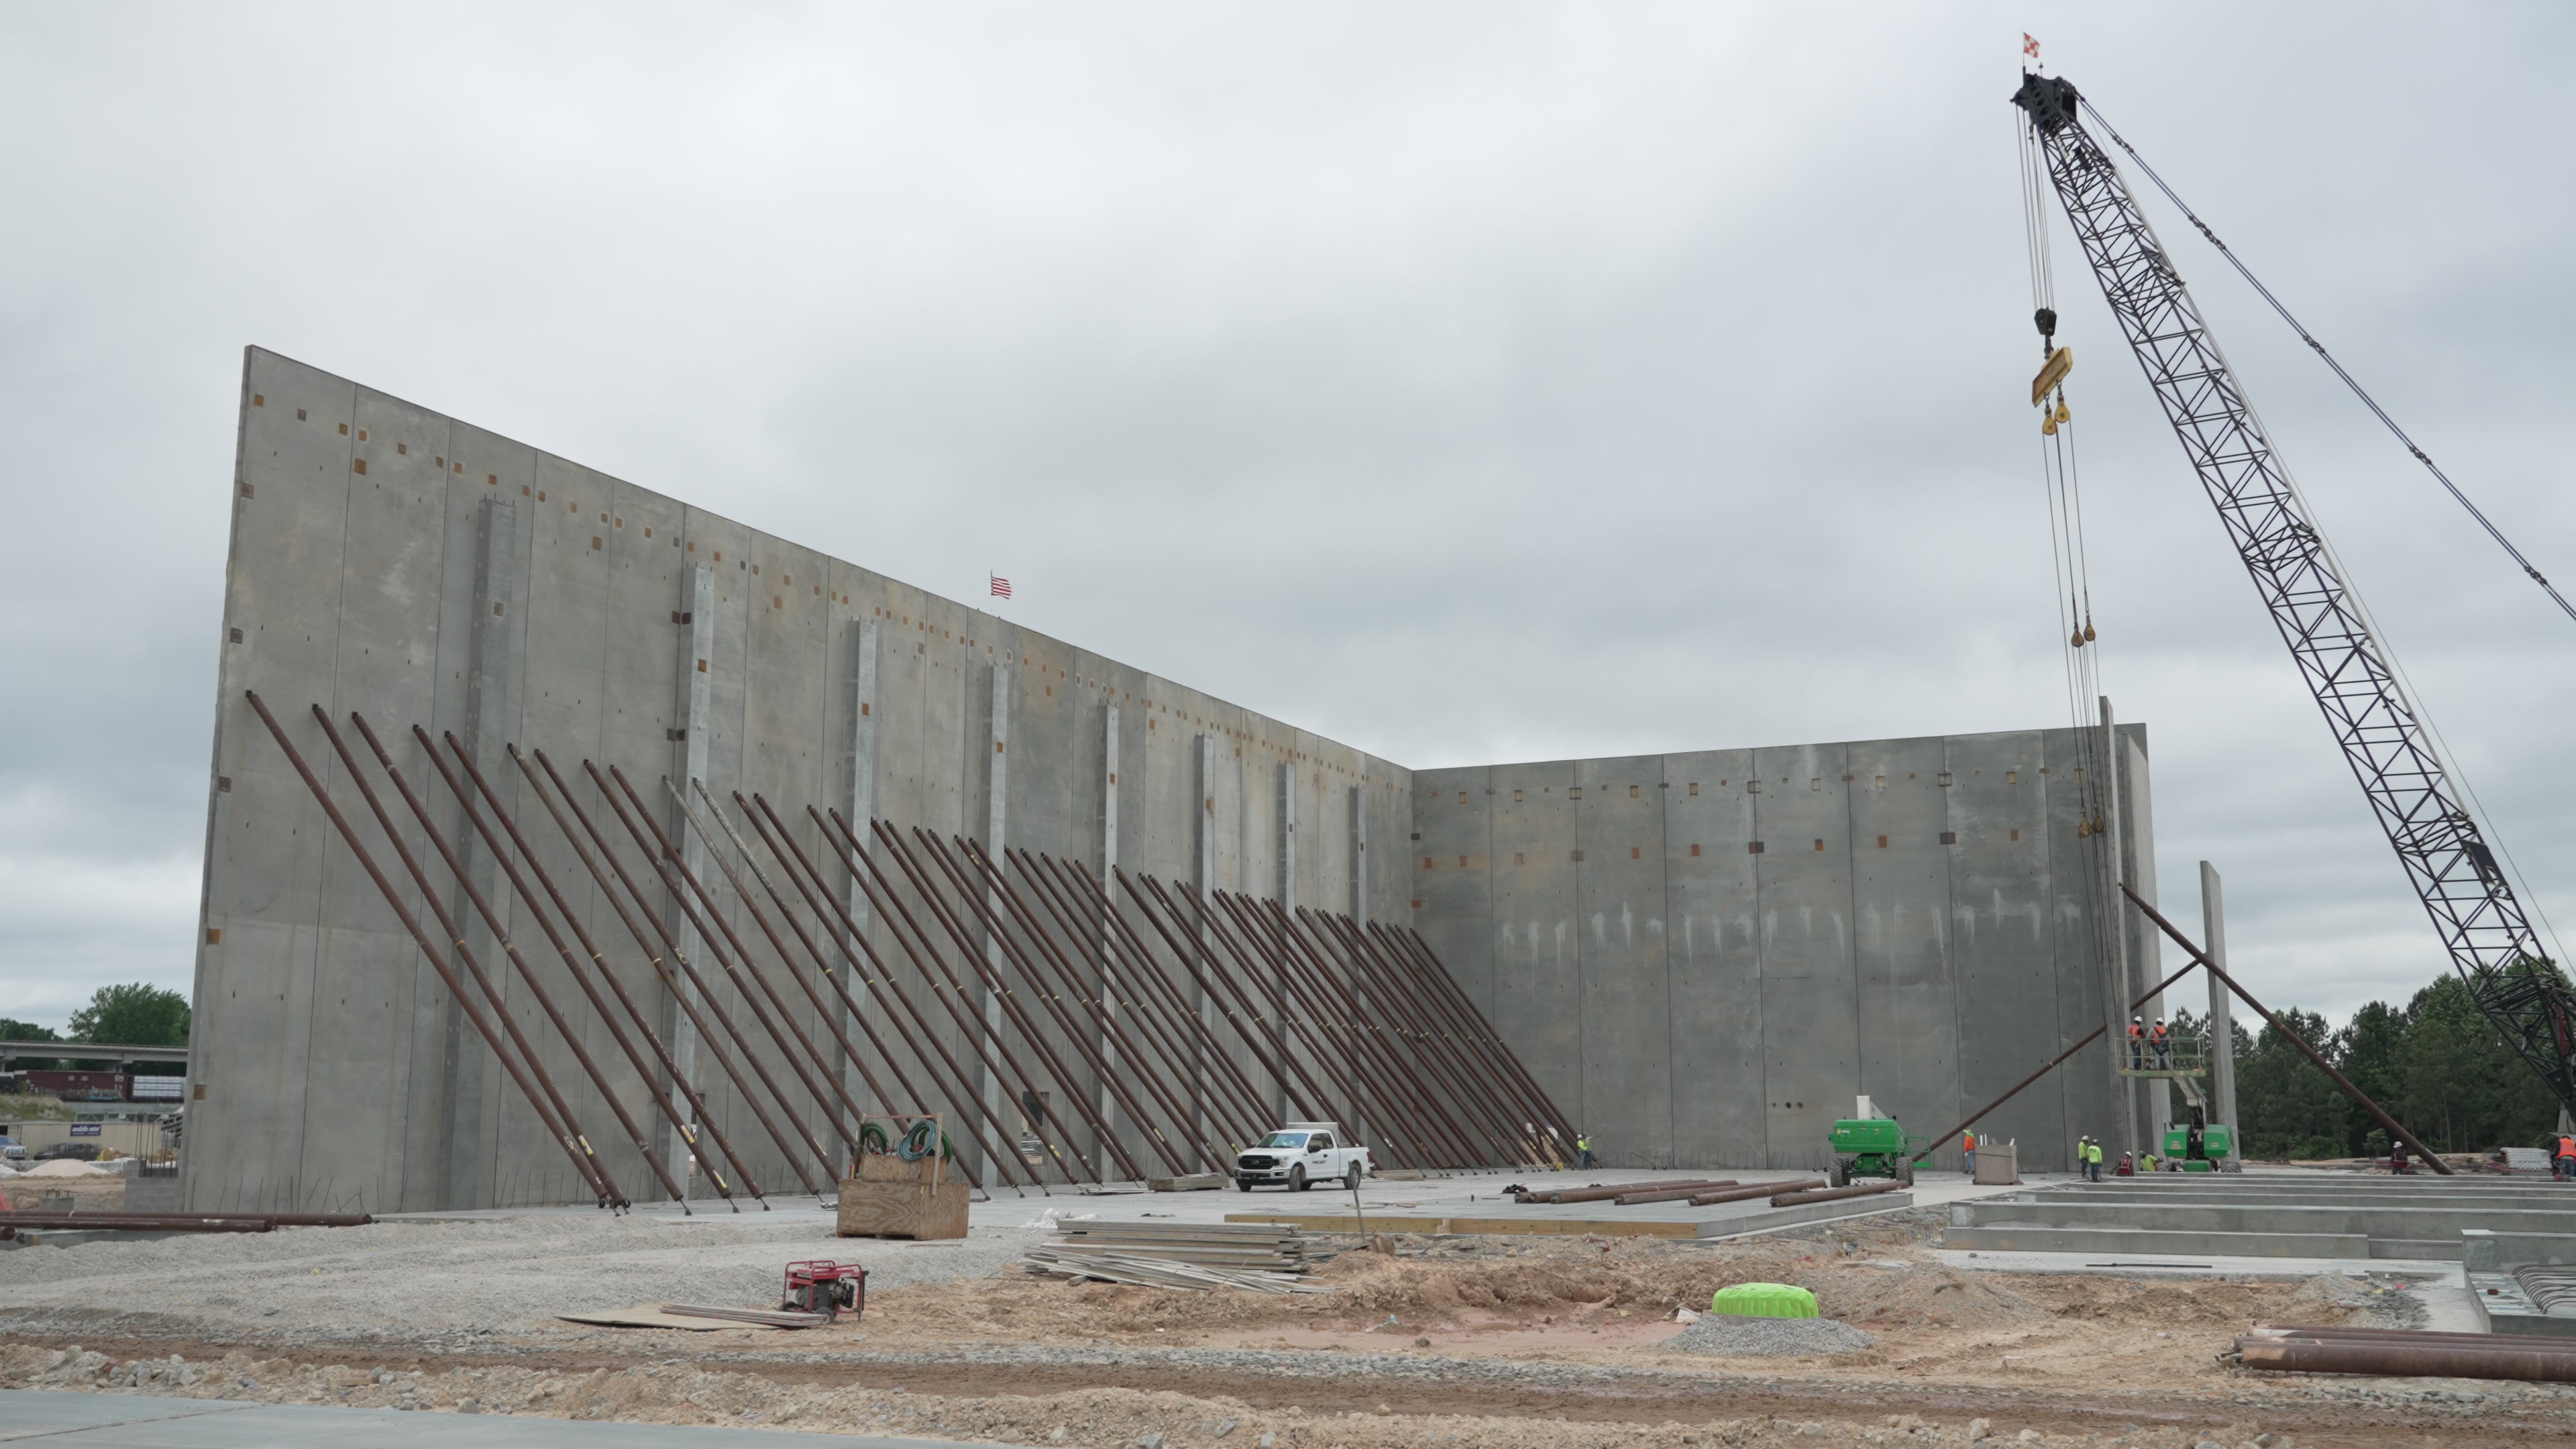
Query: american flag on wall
[{"left": 989, "top": 573, "right": 1012, "bottom": 600}]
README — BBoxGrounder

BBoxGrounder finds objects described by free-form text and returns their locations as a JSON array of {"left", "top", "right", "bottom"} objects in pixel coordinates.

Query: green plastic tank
[{"left": 1711, "top": 1283, "right": 1819, "bottom": 1319}]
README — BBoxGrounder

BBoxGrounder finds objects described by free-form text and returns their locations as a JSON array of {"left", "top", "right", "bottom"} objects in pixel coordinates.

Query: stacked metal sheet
[{"left": 1022, "top": 1220, "right": 1332, "bottom": 1293}]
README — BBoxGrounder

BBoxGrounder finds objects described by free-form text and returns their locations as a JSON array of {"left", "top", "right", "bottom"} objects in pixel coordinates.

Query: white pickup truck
[{"left": 1234, "top": 1121, "right": 1373, "bottom": 1191}]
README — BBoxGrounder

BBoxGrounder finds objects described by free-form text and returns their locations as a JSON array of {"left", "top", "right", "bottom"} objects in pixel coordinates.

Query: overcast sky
[{"left": 5, "top": 5, "right": 2572, "bottom": 1038}]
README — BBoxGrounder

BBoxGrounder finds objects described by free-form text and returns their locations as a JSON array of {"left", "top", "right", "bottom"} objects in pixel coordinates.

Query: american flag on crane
[{"left": 989, "top": 574, "right": 1012, "bottom": 600}]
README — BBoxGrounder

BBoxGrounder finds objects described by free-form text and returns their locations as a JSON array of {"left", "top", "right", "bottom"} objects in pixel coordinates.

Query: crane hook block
[{"left": 2031, "top": 347, "right": 2074, "bottom": 407}]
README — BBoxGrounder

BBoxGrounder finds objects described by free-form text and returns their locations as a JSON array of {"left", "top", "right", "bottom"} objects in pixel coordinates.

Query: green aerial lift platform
[{"left": 1827, "top": 1110, "right": 1923, "bottom": 1187}]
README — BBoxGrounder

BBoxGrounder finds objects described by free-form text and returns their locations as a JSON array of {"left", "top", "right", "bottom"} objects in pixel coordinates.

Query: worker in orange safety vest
[
  {"left": 2149, "top": 1018, "right": 2172, "bottom": 1070},
  {"left": 2127, "top": 1016, "right": 2146, "bottom": 1070},
  {"left": 1962, "top": 1129, "right": 1977, "bottom": 1179}
]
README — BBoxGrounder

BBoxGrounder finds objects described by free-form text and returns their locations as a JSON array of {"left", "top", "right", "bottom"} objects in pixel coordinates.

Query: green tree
[
  {"left": 2235, "top": 1006, "right": 2349, "bottom": 1159},
  {"left": 67, "top": 984, "right": 190, "bottom": 1048},
  {"left": 0, "top": 1019, "right": 65, "bottom": 1074}
]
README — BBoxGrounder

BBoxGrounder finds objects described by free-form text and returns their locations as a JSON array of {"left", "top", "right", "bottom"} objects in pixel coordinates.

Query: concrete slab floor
[
  {"left": 378, "top": 1169, "right": 2037, "bottom": 1236},
  {"left": 1925, "top": 1248, "right": 2458, "bottom": 1280},
  {"left": 0, "top": 1391, "right": 1023, "bottom": 1447}
]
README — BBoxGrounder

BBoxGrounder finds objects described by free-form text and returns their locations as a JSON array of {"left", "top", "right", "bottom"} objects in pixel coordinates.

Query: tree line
[{"left": 2180, "top": 959, "right": 2568, "bottom": 1161}]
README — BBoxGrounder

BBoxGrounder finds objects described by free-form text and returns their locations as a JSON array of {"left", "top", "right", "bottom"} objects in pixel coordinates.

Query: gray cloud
[{"left": 4, "top": 5, "right": 2571, "bottom": 1033}]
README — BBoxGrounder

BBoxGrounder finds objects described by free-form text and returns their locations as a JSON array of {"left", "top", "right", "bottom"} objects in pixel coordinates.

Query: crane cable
[
  {"left": 2077, "top": 95, "right": 2576, "bottom": 628},
  {"left": 2021, "top": 110, "right": 2127, "bottom": 1032},
  {"left": 2021, "top": 113, "right": 2112, "bottom": 844}
]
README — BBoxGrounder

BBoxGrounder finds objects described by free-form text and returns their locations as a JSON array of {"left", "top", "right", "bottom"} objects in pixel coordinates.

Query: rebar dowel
[
  {"left": 1383, "top": 919, "right": 1564, "bottom": 1135},
  {"left": 1195, "top": 883, "right": 1430, "bottom": 1167},
  {"left": 524, "top": 748, "right": 824, "bottom": 1195},
  {"left": 1380, "top": 920, "right": 1572, "bottom": 1147},
  {"left": 347, "top": 712, "right": 686, "bottom": 1207},
  {"left": 241, "top": 694, "right": 611, "bottom": 1207},
  {"left": 305, "top": 704, "right": 623, "bottom": 1208},
  {"left": 792, "top": 803, "right": 1044, "bottom": 1191},
  {"left": 1008, "top": 847, "right": 1246, "bottom": 1170},
  {"left": 1340, "top": 911, "right": 1556, "bottom": 1168},
  {"left": 1130, "top": 873, "right": 1354, "bottom": 1157},
  {"left": 1119, "top": 870, "right": 1323, "bottom": 1127},
  {"left": 724, "top": 790, "right": 986, "bottom": 1192},
  {"left": 595, "top": 765, "right": 851, "bottom": 1179},
  {"left": 823, "top": 812, "right": 1085, "bottom": 1187},
  {"left": 866, "top": 821, "right": 1116, "bottom": 1183},
  {"left": 659, "top": 776, "right": 880, "bottom": 1157},
  {"left": 938, "top": 835, "right": 1193, "bottom": 1177},
  {"left": 810, "top": 806, "right": 1065, "bottom": 1189},
  {"left": 925, "top": 833, "right": 1187, "bottom": 1178},
  {"left": 1316, "top": 910, "right": 1536, "bottom": 1167},
  {"left": 1383, "top": 922, "right": 1579, "bottom": 1150},
  {"left": 1255, "top": 896, "right": 1491, "bottom": 1167},
  {"left": 1044, "top": 855, "right": 1274, "bottom": 1142},
  {"left": 1299, "top": 905, "right": 1525, "bottom": 1167},
  {"left": 435, "top": 729, "right": 752, "bottom": 1205},
  {"left": 743, "top": 794, "right": 1017, "bottom": 1190},
  {"left": 1220, "top": 890, "right": 1461, "bottom": 1168}
]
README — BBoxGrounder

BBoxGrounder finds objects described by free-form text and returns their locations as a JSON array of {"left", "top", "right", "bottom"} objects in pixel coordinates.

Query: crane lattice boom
[{"left": 2012, "top": 72, "right": 2576, "bottom": 1124}]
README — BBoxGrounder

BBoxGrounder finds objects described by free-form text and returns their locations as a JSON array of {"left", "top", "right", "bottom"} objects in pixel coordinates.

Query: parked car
[
  {"left": 32, "top": 1142, "right": 101, "bottom": 1163},
  {"left": 1234, "top": 1121, "right": 1372, "bottom": 1191},
  {"left": 0, "top": 1134, "right": 24, "bottom": 1162}
]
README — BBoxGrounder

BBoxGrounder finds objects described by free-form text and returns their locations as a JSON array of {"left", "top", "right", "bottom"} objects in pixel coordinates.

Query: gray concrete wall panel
[
  {"left": 1660, "top": 750, "right": 1763, "bottom": 1169},
  {"left": 1752, "top": 743, "right": 1858, "bottom": 1171},
  {"left": 1843, "top": 737, "right": 1960, "bottom": 1173},
  {"left": 1572, "top": 757, "right": 1673, "bottom": 1167},
  {"left": 1478, "top": 761, "right": 1580, "bottom": 1132},
  {"left": 191, "top": 348, "right": 2147, "bottom": 1205}
]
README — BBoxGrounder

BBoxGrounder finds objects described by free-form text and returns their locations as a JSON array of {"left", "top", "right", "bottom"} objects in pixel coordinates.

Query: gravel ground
[
  {"left": 1662, "top": 1316, "right": 1874, "bottom": 1357},
  {"left": 0, "top": 1210, "right": 1022, "bottom": 1344}
]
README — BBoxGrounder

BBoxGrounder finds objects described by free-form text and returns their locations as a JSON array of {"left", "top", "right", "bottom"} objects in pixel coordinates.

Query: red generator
[{"left": 782, "top": 1260, "right": 866, "bottom": 1321}]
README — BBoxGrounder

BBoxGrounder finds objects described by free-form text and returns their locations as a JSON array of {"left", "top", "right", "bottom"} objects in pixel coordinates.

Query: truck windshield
[{"left": 1255, "top": 1132, "right": 1309, "bottom": 1149}]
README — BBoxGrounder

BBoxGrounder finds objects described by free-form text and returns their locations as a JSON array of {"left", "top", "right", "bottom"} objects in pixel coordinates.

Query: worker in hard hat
[
  {"left": 2127, "top": 1016, "right": 2146, "bottom": 1070},
  {"left": 1576, "top": 1133, "right": 1595, "bottom": 1170},
  {"left": 1962, "top": 1128, "right": 1977, "bottom": 1180},
  {"left": 2149, "top": 1018, "right": 2172, "bottom": 1071}
]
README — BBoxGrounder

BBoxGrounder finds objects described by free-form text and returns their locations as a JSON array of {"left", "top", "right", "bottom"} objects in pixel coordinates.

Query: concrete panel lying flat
[
  {"left": 1943, "top": 1224, "right": 2373, "bottom": 1258},
  {"left": 1228, "top": 1191, "right": 1915, "bottom": 1240}
]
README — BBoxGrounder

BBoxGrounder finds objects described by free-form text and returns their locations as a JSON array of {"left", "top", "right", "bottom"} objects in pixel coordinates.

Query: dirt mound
[{"left": 1817, "top": 1267, "right": 2045, "bottom": 1331}]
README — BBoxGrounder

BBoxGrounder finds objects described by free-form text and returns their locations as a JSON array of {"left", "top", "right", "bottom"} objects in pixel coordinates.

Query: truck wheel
[
  {"left": 1289, "top": 1165, "right": 1307, "bottom": 1192},
  {"left": 1344, "top": 1163, "right": 1361, "bottom": 1191},
  {"left": 1234, "top": 1175, "right": 1252, "bottom": 1191}
]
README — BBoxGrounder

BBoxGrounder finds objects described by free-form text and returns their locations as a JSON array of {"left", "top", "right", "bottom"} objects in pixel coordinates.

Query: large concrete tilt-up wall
[
  {"left": 1410, "top": 729, "right": 2165, "bottom": 1175},
  {"left": 185, "top": 347, "right": 2158, "bottom": 1211},
  {"left": 190, "top": 348, "right": 1415, "bottom": 1213}
]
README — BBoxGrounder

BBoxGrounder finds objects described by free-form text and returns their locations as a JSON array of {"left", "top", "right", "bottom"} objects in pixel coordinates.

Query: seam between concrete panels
[{"left": 1660, "top": 754, "right": 1676, "bottom": 1169}]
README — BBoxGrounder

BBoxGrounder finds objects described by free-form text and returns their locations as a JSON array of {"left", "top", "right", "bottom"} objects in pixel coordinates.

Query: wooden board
[
  {"left": 1146, "top": 1173, "right": 1228, "bottom": 1192},
  {"left": 837, "top": 1179, "right": 969, "bottom": 1240},
  {"left": 857, "top": 1153, "right": 943, "bottom": 1185},
  {"left": 556, "top": 1303, "right": 734, "bottom": 1331}
]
